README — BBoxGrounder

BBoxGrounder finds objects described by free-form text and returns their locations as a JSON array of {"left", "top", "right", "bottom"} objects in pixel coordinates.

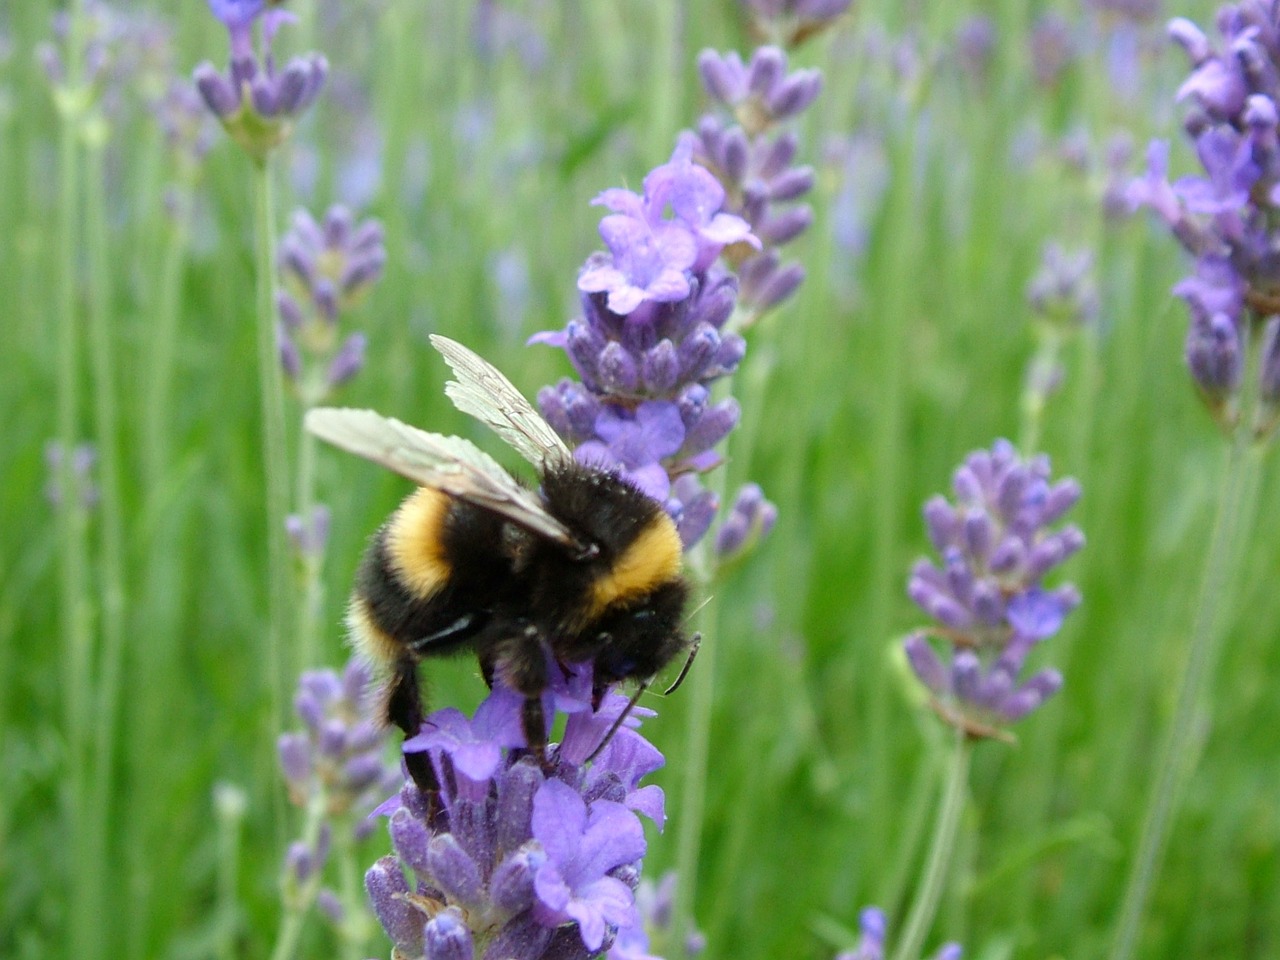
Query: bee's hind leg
[{"left": 383, "top": 658, "right": 441, "bottom": 813}]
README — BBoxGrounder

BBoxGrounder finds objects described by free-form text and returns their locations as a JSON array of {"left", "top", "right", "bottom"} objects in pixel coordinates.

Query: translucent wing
[
  {"left": 305, "top": 407, "right": 585, "bottom": 550},
  {"left": 430, "top": 334, "right": 573, "bottom": 470}
]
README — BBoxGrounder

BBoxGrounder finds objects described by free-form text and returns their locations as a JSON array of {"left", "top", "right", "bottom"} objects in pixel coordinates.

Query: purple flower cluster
[
  {"left": 1126, "top": 3, "right": 1280, "bottom": 435},
  {"left": 44, "top": 441, "right": 98, "bottom": 510},
  {"left": 834, "top": 907, "right": 961, "bottom": 960},
  {"left": 905, "top": 440, "right": 1083, "bottom": 737},
  {"left": 741, "top": 0, "right": 853, "bottom": 50},
  {"left": 366, "top": 666, "right": 666, "bottom": 960},
  {"left": 194, "top": 0, "right": 327, "bottom": 164},
  {"left": 534, "top": 145, "right": 757, "bottom": 544},
  {"left": 277, "top": 659, "right": 398, "bottom": 929},
  {"left": 714, "top": 482, "right": 778, "bottom": 561},
  {"left": 608, "top": 872, "right": 706, "bottom": 960},
  {"left": 278, "top": 658, "right": 398, "bottom": 824},
  {"left": 276, "top": 204, "right": 386, "bottom": 406},
  {"left": 1026, "top": 243, "right": 1099, "bottom": 331},
  {"left": 691, "top": 46, "right": 822, "bottom": 319}
]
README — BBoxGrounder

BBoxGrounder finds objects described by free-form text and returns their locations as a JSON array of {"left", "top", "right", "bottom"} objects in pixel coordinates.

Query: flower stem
[
  {"left": 295, "top": 421, "right": 324, "bottom": 672},
  {"left": 269, "top": 792, "right": 328, "bottom": 960},
  {"left": 85, "top": 134, "right": 127, "bottom": 959},
  {"left": 1108, "top": 427, "right": 1260, "bottom": 960},
  {"left": 143, "top": 184, "right": 195, "bottom": 487},
  {"left": 252, "top": 156, "right": 292, "bottom": 752},
  {"left": 671, "top": 538, "right": 720, "bottom": 957},
  {"left": 53, "top": 8, "right": 97, "bottom": 959},
  {"left": 334, "top": 821, "right": 369, "bottom": 960},
  {"left": 890, "top": 731, "right": 971, "bottom": 960}
]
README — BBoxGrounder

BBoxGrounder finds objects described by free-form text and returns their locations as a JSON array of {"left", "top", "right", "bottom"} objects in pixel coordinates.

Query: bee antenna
[
  {"left": 683, "top": 595, "right": 714, "bottom": 625},
  {"left": 583, "top": 681, "right": 650, "bottom": 765},
  {"left": 663, "top": 633, "right": 701, "bottom": 696}
]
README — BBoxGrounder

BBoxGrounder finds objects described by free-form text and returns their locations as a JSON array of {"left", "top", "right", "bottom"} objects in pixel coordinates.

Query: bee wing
[
  {"left": 305, "top": 407, "right": 586, "bottom": 550},
  {"left": 430, "top": 334, "right": 574, "bottom": 470}
]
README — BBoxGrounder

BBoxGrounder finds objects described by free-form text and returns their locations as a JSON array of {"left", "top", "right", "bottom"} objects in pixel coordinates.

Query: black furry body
[{"left": 352, "top": 462, "right": 688, "bottom": 794}]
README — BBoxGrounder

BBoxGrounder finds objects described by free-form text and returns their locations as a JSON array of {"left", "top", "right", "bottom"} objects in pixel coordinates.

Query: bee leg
[
  {"left": 522, "top": 695, "right": 552, "bottom": 772},
  {"left": 384, "top": 658, "right": 440, "bottom": 803}
]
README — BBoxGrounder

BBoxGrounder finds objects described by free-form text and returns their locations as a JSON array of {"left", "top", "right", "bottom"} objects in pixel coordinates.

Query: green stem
[
  {"left": 54, "top": 9, "right": 97, "bottom": 959},
  {"left": 252, "top": 157, "right": 293, "bottom": 744},
  {"left": 214, "top": 785, "right": 248, "bottom": 960},
  {"left": 890, "top": 733, "right": 972, "bottom": 960},
  {"left": 1108, "top": 429, "right": 1259, "bottom": 960},
  {"left": 334, "top": 822, "right": 368, "bottom": 960},
  {"left": 670, "top": 538, "right": 720, "bottom": 958},
  {"left": 295, "top": 422, "right": 323, "bottom": 673},
  {"left": 1017, "top": 329, "right": 1063, "bottom": 458},
  {"left": 269, "top": 792, "right": 328, "bottom": 960},
  {"left": 143, "top": 183, "right": 195, "bottom": 487},
  {"left": 85, "top": 136, "right": 127, "bottom": 959}
]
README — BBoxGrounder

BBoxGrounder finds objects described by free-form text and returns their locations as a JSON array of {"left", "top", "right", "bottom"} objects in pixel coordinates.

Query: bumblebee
[{"left": 306, "top": 335, "right": 690, "bottom": 794}]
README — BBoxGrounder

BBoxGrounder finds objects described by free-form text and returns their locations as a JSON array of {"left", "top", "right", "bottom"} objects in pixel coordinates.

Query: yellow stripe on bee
[
  {"left": 587, "top": 514, "right": 682, "bottom": 618},
  {"left": 385, "top": 487, "right": 453, "bottom": 600},
  {"left": 347, "top": 595, "right": 401, "bottom": 669}
]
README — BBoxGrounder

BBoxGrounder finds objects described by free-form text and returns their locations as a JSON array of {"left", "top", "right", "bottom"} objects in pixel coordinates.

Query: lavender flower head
[
  {"left": 691, "top": 46, "right": 822, "bottom": 318},
  {"left": 1126, "top": 3, "right": 1280, "bottom": 437},
  {"left": 905, "top": 440, "right": 1083, "bottom": 737},
  {"left": 277, "top": 204, "right": 385, "bottom": 406},
  {"left": 44, "top": 440, "right": 99, "bottom": 509},
  {"left": 278, "top": 658, "right": 398, "bottom": 824},
  {"left": 741, "top": 0, "right": 853, "bottom": 50},
  {"left": 194, "top": 0, "right": 327, "bottom": 164},
  {"left": 534, "top": 143, "right": 758, "bottom": 544},
  {"left": 834, "top": 907, "right": 961, "bottom": 960},
  {"left": 366, "top": 662, "right": 667, "bottom": 960}
]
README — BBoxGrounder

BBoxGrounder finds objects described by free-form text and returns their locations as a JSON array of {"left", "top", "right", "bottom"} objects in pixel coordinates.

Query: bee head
[{"left": 589, "top": 581, "right": 689, "bottom": 685}]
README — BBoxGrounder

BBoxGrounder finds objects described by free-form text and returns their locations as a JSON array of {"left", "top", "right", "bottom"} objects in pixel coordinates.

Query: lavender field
[{"left": 4, "top": 1, "right": 1279, "bottom": 959}]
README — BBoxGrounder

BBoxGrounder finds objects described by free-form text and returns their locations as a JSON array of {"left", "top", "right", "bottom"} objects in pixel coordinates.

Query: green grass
[{"left": 3, "top": 1, "right": 1277, "bottom": 959}]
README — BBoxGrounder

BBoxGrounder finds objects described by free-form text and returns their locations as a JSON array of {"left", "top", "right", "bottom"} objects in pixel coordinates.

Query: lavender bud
[
  {"left": 390, "top": 807, "right": 433, "bottom": 875},
  {"left": 366, "top": 857, "right": 425, "bottom": 954},
  {"left": 428, "top": 834, "right": 485, "bottom": 907},
  {"left": 747, "top": 47, "right": 786, "bottom": 99},
  {"left": 327, "top": 332, "right": 367, "bottom": 388},
  {"left": 425, "top": 907, "right": 474, "bottom": 960},
  {"left": 278, "top": 733, "right": 311, "bottom": 785},
  {"left": 904, "top": 634, "right": 949, "bottom": 695},
  {"left": 766, "top": 69, "right": 823, "bottom": 120}
]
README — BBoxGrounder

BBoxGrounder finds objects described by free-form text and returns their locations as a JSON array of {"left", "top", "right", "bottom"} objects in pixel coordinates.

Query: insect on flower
[{"left": 307, "top": 336, "right": 694, "bottom": 797}]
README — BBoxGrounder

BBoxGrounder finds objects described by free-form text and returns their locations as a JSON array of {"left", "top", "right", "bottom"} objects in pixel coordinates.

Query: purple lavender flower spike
[
  {"left": 905, "top": 441, "right": 1083, "bottom": 737},
  {"left": 1126, "top": 2, "right": 1280, "bottom": 439},
  {"left": 833, "top": 905, "right": 962, "bottom": 960},
  {"left": 741, "top": 0, "right": 852, "bottom": 49},
  {"left": 367, "top": 672, "right": 670, "bottom": 959},
  {"left": 275, "top": 204, "right": 384, "bottom": 405},
  {"left": 195, "top": 0, "right": 326, "bottom": 163},
  {"left": 687, "top": 46, "right": 821, "bottom": 319}
]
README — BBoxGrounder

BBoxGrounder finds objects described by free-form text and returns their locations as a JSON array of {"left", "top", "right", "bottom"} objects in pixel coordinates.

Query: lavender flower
[
  {"left": 608, "top": 872, "right": 705, "bottom": 960},
  {"left": 278, "top": 658, "right": 397, "bottom": 823},
  {"left": 714, "top": 483, "right": 778, "bottom": 561},
  {"left": 1125, "top": 3, "right": 1280, "bottom": 439},
  {"left": 366, "top": 665, "right": 667, "bottom": 959},
  {"left": 905, "top": 440, "right": 1083, "bottom": 737},
  {"left": 834, "top": 907, "right": 962, "bottom": 960},
  {"left": 690, "top": 46, "right": 821, "bottom": 319},
  {"left": 277, "top": 204, "right": 385, "bottom": 406},
  {"left": 1026, "top": 243, "right": 1099, "bottom": 331},
  {"left": 193, "top": 0, "right": 327, "bottom": 164},
  {"left": 44, "top": 441, "right": 98, "bottom": 509},
  {"left": 533, "top": 144, "right": 755, "bottom": 529},
  {"left": 740, "top": 0, "right": 853, "bottom": 49}
]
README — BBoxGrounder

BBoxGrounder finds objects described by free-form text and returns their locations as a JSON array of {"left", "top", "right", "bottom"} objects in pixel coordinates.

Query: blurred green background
[{"left": 3, "top": 1, "right": 1277, "bottom": 959}]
